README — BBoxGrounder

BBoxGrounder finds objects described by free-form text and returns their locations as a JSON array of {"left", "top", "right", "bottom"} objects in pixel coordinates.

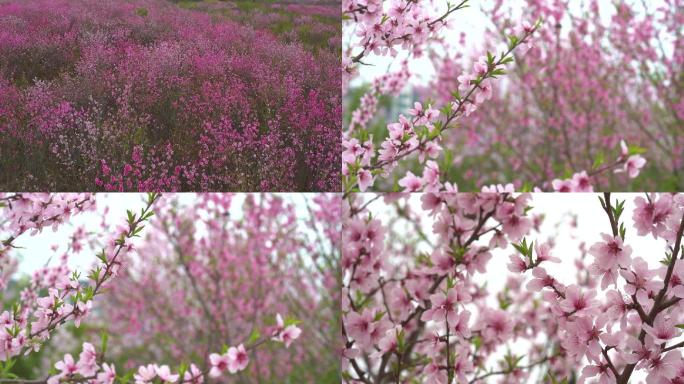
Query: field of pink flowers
[{"left": 0, "top": 0, "right": 340, "bottom": 191}]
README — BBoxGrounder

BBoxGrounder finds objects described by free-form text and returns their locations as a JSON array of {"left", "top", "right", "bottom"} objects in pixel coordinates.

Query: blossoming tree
[
  {"left": 98, "top": 193, "right": 340, "bottom": 383},
  {"left": 425, "top": 0, "right": 679, "bottom": 191},
  {"left": 0, "top": 193, "right": 340, "bottom": 383},
  {"left": 342, "top": 192, "right": 684, "bottom": 383},
  {"left": 342, "top": 0, "right": 666, "bottom": 192}
]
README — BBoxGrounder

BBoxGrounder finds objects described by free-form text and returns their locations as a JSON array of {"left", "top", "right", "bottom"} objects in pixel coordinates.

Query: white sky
[
  {"left": 20, "top": 192, "right": 669, "bottom": 284},
  {"left": 362, "top": 193, "right": 668, "bottom": 307},
  {"left": 10, "top": 193, "right": 317, "bottom": 276}
]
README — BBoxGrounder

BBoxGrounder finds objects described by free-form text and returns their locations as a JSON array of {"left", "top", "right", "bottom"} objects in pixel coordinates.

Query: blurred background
[
  {"left": 344, "top": 0, "right": 683, "bottom": 191},
  {"left": 3, "top": 193, "right": 340, "bottom": 383}
]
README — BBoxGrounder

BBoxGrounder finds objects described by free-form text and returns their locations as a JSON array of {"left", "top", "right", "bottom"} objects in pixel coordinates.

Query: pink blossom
[
  {"left": 508, "top": 254, "right": 527, "bottom": 272},
  {"left": 398, "top": 171, "right": 423, "bottom": 192},
  {"left": 526, "top": 267, "right": 557, "bottom": 292},
  {"left": 620, "top": 256, "right": 659, "bottom": 305},
  {"left": 535, "top": 242, "right": 560, "bottom": 263},
  {"left": 588, "top": 234, "right": 632, "bottom": 289},
  {"left": 273, "top": 313, "right": 302, "bottom": 348},
  {"left": 645, "top": 351, "right": 681, "bottom": 382},
  {"left": 346, "top": 309, "right": 375, "bottom": 348},
  {"left": 577, "top": 361, "right": 616, "bottom": 384},
  {"left": 421, "top": 288, "right": 460, "bottom": 325},
  {"left": 95, "top": 363, "right": 116, "bottom": 384},
  {"left": 48, "top": 354, "right": 78, "bottom": 384},
  {"left": 226, "top": 344, "right": 249, "bottom": 373},
  {"left": 571, "top": 171, "right": 594, "bottom": 192},
  {"left": 77, "top": 342, "right": 98, "bottom": 376},
  {"left": 155, "top": 365, "right": 179, "bottom": 383},
  {"left": 632, "top": 194, "right": 673, "bottom": 238},
  {"left": 478, "top": 309, "right": 513, "bottom": 343},
  {"left": 643, "top": 315, "right": 678, "bottom": 344},
  {"left": 623, "top": 155, "right": 646, "bottom": 178},
  {"left": 559, "top": 285, "right": 597, "bottom": 315},
  {"left": 280, "top": 325, "right": 302, "bottom": 348},
  {"left": 551, "top": 178, "right": 574, "bottom": 192},
  {"left": 357, "top": 169, "right": 374, "bottom": 192},
  {"left": 209, "top": 353, "right": 230, "bottom": 378},
  {"left": 182, "top": 364, "right": 203, "bottom": 384}
]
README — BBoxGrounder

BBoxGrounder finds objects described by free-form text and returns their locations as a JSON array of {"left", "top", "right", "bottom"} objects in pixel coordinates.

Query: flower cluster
[
  {"left": 422, "top": 0, "right": 678, "bottom": 190},
  {"left": 510, "top": 193, "right": 684, "bottom": 383},
  {"left": 209, "top": 345, "right": 249, "bottom": 377},
  {"left": 0, "top": 193, "right": 157, "bottom": 363},
  {"left": 49, "top": 343, "right": 115, "bottom": 384},
  {"left": 343, "top": 0, "right": 468, "bottom": 79},
  {"left": 343, "top": 192, "right": 549, "bottom": 383},
  {"left": 45, "top": 319, "right": 302, "bottom": 384},
  {"left": 343, "top": 4, "right": 541, "bottom": 193},
  {"left": 343, "top": 192, "right": 684, "bottom": 383}
]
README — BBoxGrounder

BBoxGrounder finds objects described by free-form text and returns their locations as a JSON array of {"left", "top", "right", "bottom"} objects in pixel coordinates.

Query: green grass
[{"left": 171, "top": 0, "right": 338, "bottom": 53}]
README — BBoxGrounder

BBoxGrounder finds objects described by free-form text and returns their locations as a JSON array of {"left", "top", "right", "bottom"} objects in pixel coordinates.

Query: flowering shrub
[
  {"left": 0, "top": 0, "right": 340, "bottom": 191},
  {"left": 96, "top": 193, "right": 340, "bottom": 382},
  {"left": 342, "top": 0, "right": 675, "bottom": 192},
  {"left": 0, "top": 193, "right": 340, "bottom": 383},
  {"left": 342, "top": 192, "right": 684, "bottom": 383}
]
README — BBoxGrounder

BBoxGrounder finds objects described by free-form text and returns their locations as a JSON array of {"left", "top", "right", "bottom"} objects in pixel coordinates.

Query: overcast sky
[
  {"left": 10, "top": 193, "right": 317, "bottom": 276},
  {"left": 362, "top": 193, "right": 667, "bottom": 299},
  {"left": 349, "top": 0, "right": 664, "bottom": 86}
]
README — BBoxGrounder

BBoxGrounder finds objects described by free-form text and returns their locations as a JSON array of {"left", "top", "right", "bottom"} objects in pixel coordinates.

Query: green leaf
[
  {"left": 471, "top": 335, "right": 481, "bottom": 350},
  {"left": 627, "top": 144, "right": 647, "bottom": 155},
  {"left": 100, "top": 331, "right": 109, "bottom": 356},
  {"left": 520, "top": 182, "right": 533, "bottom": 192},
  {"left": 284, "top": 316, "right": 302, "bottom": 327},
  {"left": 498, "top": 295, "right": 510, "bottom": 310},
  {"left": 247, "top": 328, "right": 261, "bottom": 344},
  {"left": 126, "top": 210, "right": 135, "bottom": 224},
  {"left": 88, "top": 266, "right": 101, "bottom": 282},
  {"left": 508, "top": 35, "right": 519, "bottom": 48},
  {"left": 177, "top": 363, "right": 188, "bottom": 381},
  {"left": 512, "top": 238, "right": 533, "bottom": 261},
  {"left": 598, "top": 195, "right": 606, "bottom": 210},
  {"left": 491, "top": 68, "right": 506, "bottom": 77},
  {"left": 616, "top": 199, "right": 625, "bottom": 218},
  {"left": 118, "top": 371, "right": 135, "bottom": 384},
  {"left": 592, "top": 151, "right": 605, "bottom": 169},
  {"left": 500, "top": 56, "right": 514, "bottom": 65},
  {"left": 96, "top": 250, "right": 107, "bottom": 263},
  {"left": 395, "top": 329, "right": 406, "bottom": 352}
]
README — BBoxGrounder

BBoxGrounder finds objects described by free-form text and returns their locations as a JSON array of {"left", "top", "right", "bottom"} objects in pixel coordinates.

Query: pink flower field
[{"left": 0, "top": 0, "right": 340, "bottom": 191}]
